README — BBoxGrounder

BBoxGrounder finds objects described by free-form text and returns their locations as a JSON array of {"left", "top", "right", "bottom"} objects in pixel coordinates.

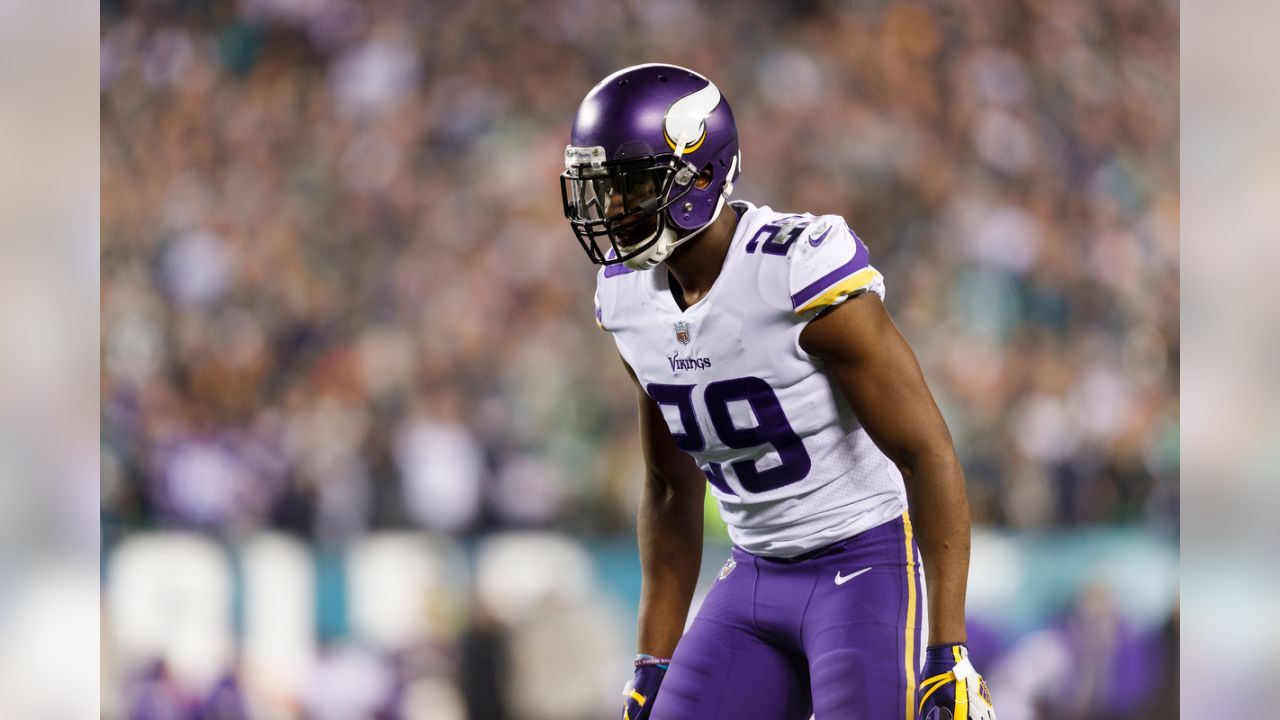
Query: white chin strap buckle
[{"left": 620, "top": 226, "right": 678, "bottom": 271}]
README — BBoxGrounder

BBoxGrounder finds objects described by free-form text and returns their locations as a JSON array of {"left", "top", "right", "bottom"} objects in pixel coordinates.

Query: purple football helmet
[{"left": 561, "top": 64, "right": 741, "bottom": 270}]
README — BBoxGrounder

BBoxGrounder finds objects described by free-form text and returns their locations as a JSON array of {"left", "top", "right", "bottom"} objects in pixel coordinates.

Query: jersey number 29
[{"left": 647, "top": 377, "right": 811, "bottom": 494}]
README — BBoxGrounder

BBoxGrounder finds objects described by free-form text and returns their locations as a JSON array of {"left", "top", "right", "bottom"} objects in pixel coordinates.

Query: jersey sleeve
[{"left": 787, "top": 215, "right": 885, "bottom": 316}]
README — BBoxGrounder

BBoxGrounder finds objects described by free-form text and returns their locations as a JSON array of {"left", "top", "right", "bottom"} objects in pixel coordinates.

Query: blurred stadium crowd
[{"left": 100, "top": 0, "right": 1178, "bottom": 718}]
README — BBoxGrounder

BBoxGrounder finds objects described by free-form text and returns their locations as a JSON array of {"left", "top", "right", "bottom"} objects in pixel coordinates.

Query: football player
[{"left": 561, "top": 64, "right": 996, "bottom": 720}]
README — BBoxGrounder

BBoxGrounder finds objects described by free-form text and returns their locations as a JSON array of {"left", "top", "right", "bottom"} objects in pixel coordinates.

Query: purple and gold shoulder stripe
[{"left": 790, "top": 229, "right": 881, "bottom": 314}]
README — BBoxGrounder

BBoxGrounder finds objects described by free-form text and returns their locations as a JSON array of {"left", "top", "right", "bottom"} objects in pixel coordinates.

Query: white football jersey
[{"left": 595, "top": 201, "right": 908, "bottom": 558}]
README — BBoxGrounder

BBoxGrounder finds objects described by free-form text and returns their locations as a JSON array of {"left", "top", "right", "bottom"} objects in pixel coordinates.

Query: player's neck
[{"left": 663, "top": 206, "right": 739, "bottom": 310}]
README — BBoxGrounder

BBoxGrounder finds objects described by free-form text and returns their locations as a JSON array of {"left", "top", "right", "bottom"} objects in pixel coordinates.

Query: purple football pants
[{"left": 652, "top": 513, "right": 925, "bottom": 720}]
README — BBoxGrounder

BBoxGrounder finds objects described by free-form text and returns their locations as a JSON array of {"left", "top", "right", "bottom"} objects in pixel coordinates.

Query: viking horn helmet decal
[{"left": 663, "top": 82, "right": 721, "bottom": 156}]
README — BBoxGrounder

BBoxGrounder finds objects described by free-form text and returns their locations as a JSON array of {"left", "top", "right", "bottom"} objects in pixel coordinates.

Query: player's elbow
[
  {"left": 643, "top": 465, "right": 704, "bottom": 509},
  {"left": 643, "top": 469, "right": 675, "bottom": 502},
  {"left": 893, "top": 442, "right": 962, "bottom": 486}
]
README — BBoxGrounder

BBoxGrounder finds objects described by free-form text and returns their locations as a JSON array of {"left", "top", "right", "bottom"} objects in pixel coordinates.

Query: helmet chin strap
[
  {"left": 620, "top": 224, "right": 679, "bottom": 271},
  {"left": 620, "top": 153, "right": 739, "bottom": 271},
  {"left": 620, "top": 197, "right": 726, "bottom": 271}
]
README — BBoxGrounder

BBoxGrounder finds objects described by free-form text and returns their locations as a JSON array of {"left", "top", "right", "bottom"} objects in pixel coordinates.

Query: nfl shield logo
[{"left": 674, "top": 321, "right": 692, "bottom": 345}]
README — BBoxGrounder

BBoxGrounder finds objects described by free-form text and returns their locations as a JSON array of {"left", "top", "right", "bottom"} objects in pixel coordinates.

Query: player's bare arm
[
  {"left": 799, "top": 291, "right": 971, "bottom": 646},
  {"left": 623, "top": 359, "right": 706, "bottom": 658}
]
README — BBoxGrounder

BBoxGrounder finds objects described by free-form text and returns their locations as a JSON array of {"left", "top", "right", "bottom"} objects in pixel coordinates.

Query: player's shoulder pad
[
  {"left": 594, "top": 265, "right": 617, "bottom": 332},
  {"left": 786, "top": 214, "right": 885, "bottom": 316},
  {"left": 594, "top": 240, "right": 646, "bottom": 332},
  {"left": 593, "top": 283, "right": 607, "bottom": 332},
  {"left": 593, "top": 252, "right": 643, "bottom": 332}
]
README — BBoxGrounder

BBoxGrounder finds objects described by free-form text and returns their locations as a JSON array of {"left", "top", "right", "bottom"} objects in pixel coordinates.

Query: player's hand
[
  {"left": 917, "top": 644, "right": 996, "bottom": 720},
  {"left": 620, "top": 655, "right": 669, "bottom": 720}
]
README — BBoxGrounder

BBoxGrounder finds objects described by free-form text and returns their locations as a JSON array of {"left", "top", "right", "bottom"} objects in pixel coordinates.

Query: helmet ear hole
[{"left": 694, "top": 164, "right": 714, "bottom": 189}]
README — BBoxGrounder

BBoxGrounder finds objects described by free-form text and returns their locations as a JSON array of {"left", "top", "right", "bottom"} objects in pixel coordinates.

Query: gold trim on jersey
[{"left": 794, "top": 267, "right": 882, "bottom": 315}]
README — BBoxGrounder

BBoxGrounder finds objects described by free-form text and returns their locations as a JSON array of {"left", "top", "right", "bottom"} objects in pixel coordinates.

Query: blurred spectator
[
  {"left": 458, "top": 598, "right": 512, "bottom": 720},
  {"left": 125, "top": 659, "right": 246, "bottom": 720},
  {"left": 989, "top": 582, "right": 1173, "bottom": 719},
  {"left": 305, "top": 643, "right": 400, "bottom": 720},
  {"left": 394, "top": 390, "right": 485, "bottom": 533}
]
